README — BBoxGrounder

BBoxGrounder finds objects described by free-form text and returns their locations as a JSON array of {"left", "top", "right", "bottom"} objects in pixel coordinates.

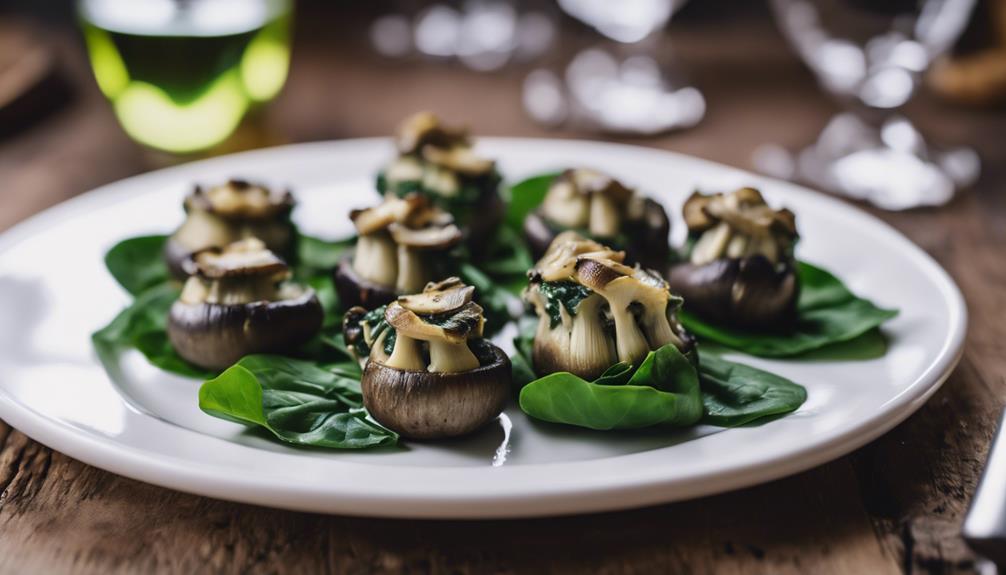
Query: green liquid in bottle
[{"left": 80, "top": 0, "right": 292, "bottom": 153}]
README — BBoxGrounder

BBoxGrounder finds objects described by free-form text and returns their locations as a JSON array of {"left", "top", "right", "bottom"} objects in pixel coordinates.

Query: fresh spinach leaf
[
  {"left": 296, "top": 234, "right": 353, "bottom": 277},
  {"left": 680, "top": 262, "right": 898, "bottom": 358},
  {"left": 504, "top": 173, "right": 559, "bottom": 232},
  {"left": 459, "top": 262, "right": 518, "bottom": 333},
  {"left": 518, "top": 343, "right": 703, "bottom": 430},
  {"left": 594, "top": 362, "right": 634, "bottom": 386},
  {"left": 698, "top": 354, "right": 807, "bottom": 426},
  {"left": 104, "top": 235, "right": 170, "bottom": 295},
  {"left": 92, "top": 283, "right": 215, "bottom": 379},
  {"left": 511, "top": 315, "right": 538, "bottom": 388},
  {"left": 199, "top": 355, "right": 397, "bottom": 449}
]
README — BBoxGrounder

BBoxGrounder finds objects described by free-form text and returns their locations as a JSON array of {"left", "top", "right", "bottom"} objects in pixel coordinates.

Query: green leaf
[
  {"left": 458, "top": 262, "right": 517, "bottom": 334},
  {"left": 511, "top": 315, "right": 538, "bottom": 387},
  {"left": 504, "top": 173, "right": 558, "bottom": 232},
  {"left": 296, "top": 234, "right": 353, "bottom": 276},
  {"left": 628, "top": 344, "right": 699, "bottom": 394},
  {"left": 199, "top": 356, "right": 397, "bottom": 449},
  {"left": 92, "top": 283, "right": 215, "bottom": 379},
  {"left": 518, "top": 343, "right": 703, "bottom": 430},
  {"left": 134, "top": 331, "right": 215, "bottom": 379},
  {"left": 594, "top": 362, "right": 634, "bottom": 386},
  {"left": 698, "top": 354, "right": 807, "bottom": 427},
  {"left": 680, "top": 261, "right": 898, "bottom": 358},
  {"left": 104, "top": 235, "right": 170, "bottom": 295}
]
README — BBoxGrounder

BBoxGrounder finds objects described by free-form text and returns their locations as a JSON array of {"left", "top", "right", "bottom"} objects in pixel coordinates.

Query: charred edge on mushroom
[
  {"left": 523, "top": 169, "right": 671, "bottom": 269},
  {"left": 167, "top": 238, "right": 322, "bottom": 370},
  {"left": 375, "top": 112, "right": 503, "bottom": 244},
  {"left": 354, "top": 277, "right": 511, "bottom": 439},
  {"left": 164, "top": 179, "right": 296, "bottom": 279},
  {"left": 334, "top": 193, "right": 463, "bottom": 309},
  {"left": 668, "top": 187, "right": 800, "bottom": 329},
  {"left": 524, "top": 232, "right": 693, "bottom": 381}
]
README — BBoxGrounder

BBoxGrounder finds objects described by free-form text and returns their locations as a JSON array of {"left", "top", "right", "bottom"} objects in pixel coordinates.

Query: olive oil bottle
[{"left": 79, "top": 0, "right": 292, "bottom": 153}]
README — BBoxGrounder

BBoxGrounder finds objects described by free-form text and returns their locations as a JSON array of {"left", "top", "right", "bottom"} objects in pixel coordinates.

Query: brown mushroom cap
[
  {"left": 361, "top": 343, "right": 510, "bottom": 439},
  {"left": 388, "top": 222, "right": 463, "bottom": 250},
  {"left": 168, "top": 289, "right": 323, "bottom": 370}
]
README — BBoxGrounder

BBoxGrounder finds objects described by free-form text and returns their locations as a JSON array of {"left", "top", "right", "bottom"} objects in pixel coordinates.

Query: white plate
[{"left": 0, "top": 138, "right": 965, "bottom": 518}]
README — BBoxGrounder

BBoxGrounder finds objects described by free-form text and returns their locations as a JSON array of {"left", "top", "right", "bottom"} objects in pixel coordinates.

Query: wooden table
[{"left": 1, "top": 8, "right": 1004, "bottom": 574}]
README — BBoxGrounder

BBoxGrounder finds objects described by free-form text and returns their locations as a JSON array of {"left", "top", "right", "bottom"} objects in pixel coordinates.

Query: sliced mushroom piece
[
  {"left": 421, "top": 144, "right": 494, "bottom": 176},
  {"left": 352, "top": 231, "right": 398, "bottom": 287},
  {"left": 575, "top": 258, "right": 671, "bottom": 365},
  {"left": 396, "top": 277, "right": 474, "bottom": 314},
  {"left": 388, "top": 222, "right": 463, "bottom": 250},
  {"left": 395, "top": 111, "right": 469, "bottom": 155},
  {"left": 533, "top": 231, "right": 626, "bottom": 282},
  {"left": 383, "top": 301, "right": 482, "bottom": 373},
  {"left": 531, "top": 292, "right": 616, "bottom": 381},
  {"left": 334, "top": 253, "right": 398, "bottom": 309},
  {"left": 350, "top": 195, "right": 427, "bottom": 236}
]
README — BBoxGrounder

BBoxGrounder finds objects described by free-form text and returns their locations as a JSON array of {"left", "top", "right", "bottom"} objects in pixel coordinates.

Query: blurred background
[{"left": 1, "top": 0, "right": 1004, "bottom": 229}]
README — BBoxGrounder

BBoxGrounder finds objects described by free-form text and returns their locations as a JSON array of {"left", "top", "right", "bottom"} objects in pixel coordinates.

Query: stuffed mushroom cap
[
  {"left": 167, "top": 238, "right": 322, "bottom": 370},
  {"left": 378, "top": 112, "right": 503, "bottom": 248},
  {"left": 524, "top": 232, "right": 692, "bottom": 381},
  {"left": 334, "top": 193, "right": 463, "bottom": 309},
  {"left": 164, "top": 179, "right": 295, "bottom": 279},
  {"left": 523, "top": 169, "right": 670, "bottom": 269},
  {"left": 669, "top": 187, "right": 799, "bottom": 328},
  {"left": 352, "top": 277, "right": 511, "bottom": 439}
]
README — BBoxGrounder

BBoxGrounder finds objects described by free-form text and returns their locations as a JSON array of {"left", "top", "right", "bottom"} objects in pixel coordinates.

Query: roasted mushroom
[
  {"left": 164, "top": 179, "right": 295, "bottom": 279},
  {"left": 523, "top": 232, "right": 693, "bottom": 381},
  {"left": 343, "top": 278, "right": 511, "bottom": 439},
  {"left": 523, "top": 169, "right": 671, "bottom": 270},
  {"left": 376, "top": 112, "right": 503, "bottom": 248},
  {"left": 167, "top": 238, "right": 323, "bottom": 370},
  {"left": 667, "top": 187, "right": 799, "bottom": 328},
  {"left": 334, "top": 193, "right": 463, "bottom": 309}
]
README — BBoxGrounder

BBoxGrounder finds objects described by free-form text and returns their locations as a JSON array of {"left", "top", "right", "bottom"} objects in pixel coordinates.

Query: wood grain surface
[{"left": 1, "top": 7, "right": 1004, "bottom": 574}]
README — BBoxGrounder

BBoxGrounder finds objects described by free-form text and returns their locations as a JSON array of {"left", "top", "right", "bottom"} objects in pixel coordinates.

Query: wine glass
[
  {"left": 763, "top": 0, "right": 979, "bottom": 210},
  {"left": 523, "top": 0, "right": 704, "bottom": 134}
]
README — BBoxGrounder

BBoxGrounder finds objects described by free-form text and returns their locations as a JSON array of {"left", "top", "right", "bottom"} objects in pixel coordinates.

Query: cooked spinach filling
[
  {"left": 376, "top": 169, "right": 501, "bottom": 223},
  {"left": 539, "top": 281, "right": 594, "bottom": 329},
  {"left": 348, "top": 303, "right": 488, "bottom": 365}
]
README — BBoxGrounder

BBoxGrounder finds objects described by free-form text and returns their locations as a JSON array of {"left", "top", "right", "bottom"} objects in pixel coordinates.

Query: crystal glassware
[
  {"left": 764, "top": 0, "right": 979, "bottom": 210},
  {"left": 523, "top": 0, "right": 704, "bottom": 134}
]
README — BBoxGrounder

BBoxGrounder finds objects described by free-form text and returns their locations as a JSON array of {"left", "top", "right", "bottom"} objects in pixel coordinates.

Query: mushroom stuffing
[
  {"left": 524, "top": 231, "right": 693, "bottom": 381},
  {"left": 523, "top": 169, "right": 671, "bottom": 270},
  {"left": 668, "top": 187, "right": 800, "bottom": 329},
  {"left": 334, "top": 192, "right": 463, "bottom": 308},
  {"left": 342, "top": 278, "right": 511, "bottom": 439},
  {"left": 164, "top": 179, "right": 295, "bottom": 279}
]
